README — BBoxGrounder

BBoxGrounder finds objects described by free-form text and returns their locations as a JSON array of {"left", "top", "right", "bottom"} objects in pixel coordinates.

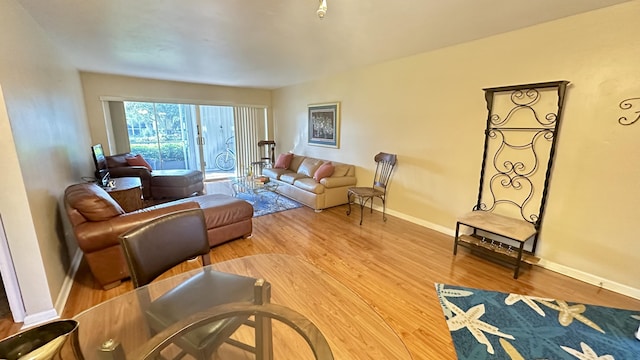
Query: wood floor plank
[{"left": 2, "top": 204, "right": 639, "bottom": 359}]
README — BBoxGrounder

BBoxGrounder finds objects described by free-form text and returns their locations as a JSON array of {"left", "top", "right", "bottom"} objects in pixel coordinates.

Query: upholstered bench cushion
[{"left": 150, "top": 169, "right": 204, "bottom": 198}]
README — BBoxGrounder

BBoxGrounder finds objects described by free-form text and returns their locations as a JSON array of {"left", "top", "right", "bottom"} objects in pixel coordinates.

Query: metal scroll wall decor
[
  {"left": 474, "top": 81, "right": 569, "bottom": 253},
  {"left": 618, "top": 97, "right": 640, "bottom": 126}
]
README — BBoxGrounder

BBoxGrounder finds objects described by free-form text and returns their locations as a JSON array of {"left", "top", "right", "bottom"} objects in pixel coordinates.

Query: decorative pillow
[
  {"left": 274, "top": 153, "right": 293, "bottom": 169},
  {"left": 126, "top": 154, "right": 152, "bottom": 171},
  {"left": 297, "top": 158, "right": 323, "bottom": 177},
  {"left": 313, "top": 162, "right": 335, "bottom": 181}
]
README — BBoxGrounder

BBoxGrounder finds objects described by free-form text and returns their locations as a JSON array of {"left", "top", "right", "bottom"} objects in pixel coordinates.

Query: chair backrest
[
  {"left": 257, "top": 140, "right": 276, "bottom": 164},
  {"left": 372, "top": 152, "right": 397, "bottom": 192},
  {"left": 119, "top": 208, "right": 211, "bottom": 288}
]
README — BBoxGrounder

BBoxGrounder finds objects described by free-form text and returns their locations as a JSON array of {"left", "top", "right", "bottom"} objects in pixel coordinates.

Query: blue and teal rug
[
  {"left": 235, "top": 190, "right": 303, "bottom": 217},
  {"left": 435, "top": 283, "right": 640, "bottom": 359}
]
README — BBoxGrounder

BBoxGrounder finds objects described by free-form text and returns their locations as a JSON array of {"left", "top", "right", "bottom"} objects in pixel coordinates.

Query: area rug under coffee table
[
  {"left": 435, "top": 283, "right": 640, "bottom": 359},
  {"left": 235, "top": 191, "right": 302, "bottom": 217}
]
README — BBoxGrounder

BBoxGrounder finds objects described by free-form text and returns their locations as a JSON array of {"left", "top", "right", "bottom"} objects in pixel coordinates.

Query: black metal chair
[
  {"left": 119, "top": 209, "right": 272, "bottom": 359},
  {"left": 346, "top": 152, "right": 398, "bottom": 225}
]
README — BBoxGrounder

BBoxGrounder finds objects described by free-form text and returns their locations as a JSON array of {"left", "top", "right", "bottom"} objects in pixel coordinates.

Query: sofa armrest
[
  {"left": 74, "top": 202, "right": 199, "bottom": 253},
  {"left": 320, "top": 176, "right": 357, "bottom": 188}
]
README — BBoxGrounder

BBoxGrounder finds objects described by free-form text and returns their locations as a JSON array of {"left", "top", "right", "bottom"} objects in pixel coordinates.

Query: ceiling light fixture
[{"left": 317, "top": 0, "right": 327, "bottom": 19}]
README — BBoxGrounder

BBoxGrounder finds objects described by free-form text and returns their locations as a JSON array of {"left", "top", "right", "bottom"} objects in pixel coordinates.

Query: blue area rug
[
  {"left": 235, "top": 190, "right": 303, "bottom": 217},
  {"left": 435, "top": 283, "right": 640, "bottom": 359}
]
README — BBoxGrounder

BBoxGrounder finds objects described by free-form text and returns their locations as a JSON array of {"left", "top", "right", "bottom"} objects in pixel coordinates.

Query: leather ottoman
[
  {"left": 169, "top": 194, "right": 254, "bottom": 247},
  {"left": 151, "top": 169, "right": 204, "bottom": 199}
]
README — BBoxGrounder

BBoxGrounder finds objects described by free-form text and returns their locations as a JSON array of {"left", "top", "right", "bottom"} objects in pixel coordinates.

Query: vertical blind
[{"left": 233, "top": 106, "right": 267, "bottom": 177}]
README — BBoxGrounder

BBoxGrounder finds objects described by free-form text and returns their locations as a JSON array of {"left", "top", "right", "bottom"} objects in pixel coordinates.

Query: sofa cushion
[
  {"left": 313, "top": 162, "right": 335, "bottom": 181},
  {"left": 332, "top": 163, "right": 351, "bottom": 177},
  {"left": 262, "top": 168, "right": 292, "bottom": 180},
  {"left": 297, "top": 158, "right": 324, "bottom": 177},
  {"left": 294, "top": 178, "right": 325, "bottom": 194},
  {"left": 280, "top": 172, "right": 307, "bottom": 185},
  {"left": 126, "top": 154, "right": 152, "bottom": 171},
  {"left": 288, "top": 155, "right": 306, "bottom": 172},
  {"left": 274, "top": 153, "right": 293, "bottom": 169},
  {"left": 65, "top": 183, "right": 125, "bottom": 221}
]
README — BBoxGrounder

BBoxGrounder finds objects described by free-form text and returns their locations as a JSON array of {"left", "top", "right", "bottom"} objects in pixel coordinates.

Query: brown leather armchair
[
  {"left": 64, "top": 183, "right": 253, "bottom": 289},
  {"left": 105, "top": 153, "right": 155, "bottom": 199},
  {"left": 106, "top": 153, "right": 204, "bottom": 199}
]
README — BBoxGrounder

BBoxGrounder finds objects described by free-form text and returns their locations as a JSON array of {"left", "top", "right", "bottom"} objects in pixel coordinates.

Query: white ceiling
[{"left": 17, "top": 0, "right": 631, "bottom": 89}]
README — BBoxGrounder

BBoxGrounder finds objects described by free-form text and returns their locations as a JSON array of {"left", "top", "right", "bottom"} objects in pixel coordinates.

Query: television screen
[{"left": 91, "top": 144, "right": 110, "bottom": 186}]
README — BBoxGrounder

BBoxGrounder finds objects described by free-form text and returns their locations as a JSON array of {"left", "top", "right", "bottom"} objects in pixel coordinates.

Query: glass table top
[
  {"left": 231, "top": 176, "right": 278, "bottom": 193},
  {"left": 73, "top": 254, "right": 411, "bottom": 359}
]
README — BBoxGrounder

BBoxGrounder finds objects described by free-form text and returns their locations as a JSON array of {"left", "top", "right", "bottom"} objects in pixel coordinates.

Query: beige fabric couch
[{"left": 262, "top": 154, "right": 356, "bottom": 210}]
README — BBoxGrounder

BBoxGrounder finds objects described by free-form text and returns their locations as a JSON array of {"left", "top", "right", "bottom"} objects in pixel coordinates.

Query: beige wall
[
  {"left": 272, "top": 1, "right": 640, "bottom": 294},
  {"left": 80, "top": 72, "right": 273, "bottom": 155},
  {"left": 0, "top": 0, "right": 93, "bottom": 323},
  {"left": 1, "top": 0, "right": 637, "bottom": 326}
]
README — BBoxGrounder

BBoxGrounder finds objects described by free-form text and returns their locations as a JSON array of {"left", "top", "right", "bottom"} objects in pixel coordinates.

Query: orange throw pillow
[
  {"left": 274, "top": 153, "right": 293, "bottom": 169},
  {"left": 313, "top": 162, "right": 335, "bottom": 181},
  {"left": 126, "top": 154, "right": 152, "bottom": 171}
]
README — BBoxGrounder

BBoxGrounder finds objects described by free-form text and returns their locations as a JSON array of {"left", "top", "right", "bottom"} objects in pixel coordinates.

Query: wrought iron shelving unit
[{"left": 454, "top": 80, "right": 569, "bottom": 278}]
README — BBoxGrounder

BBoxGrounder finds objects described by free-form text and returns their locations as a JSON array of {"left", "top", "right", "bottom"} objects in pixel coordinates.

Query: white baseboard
[
  {"left": 21, "top": 309, "right": 59, "bottom": 329},
  {"left": 384, "top": 208, "right": 455, "bottom": 237},
  {"left": 54, "top": 249, "right": 83, "bottom": 315},
  {"left": 20, "top": 250, "right": 83, "bottom": 330},
  {"left": 384, "top": 206, "right": 640, "bottom": 300},
  {"left": 538, "top": 259, "right": 640, "bottom": 300},
  {"left": 22, "top": 249, "right": 82, "bottom": 329}
]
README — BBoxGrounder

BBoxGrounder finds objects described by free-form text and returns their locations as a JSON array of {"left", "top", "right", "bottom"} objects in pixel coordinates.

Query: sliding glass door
[
  {"left": 198, "top": 105, "right": 236, "bottom": 179},
  {"left": 123, "top": 102, "right": 199, "bottom": 171},
  {"left": 122, "top": 102, "right": 266, "bottom": 181}
]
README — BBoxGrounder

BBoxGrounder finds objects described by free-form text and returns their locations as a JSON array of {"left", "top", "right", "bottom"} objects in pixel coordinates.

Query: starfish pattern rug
[
  {"left": 435, "top": 283, "right": 640, "bottom": 360},
  {"left": 235, "top": 190, "right": 303, "bottom": 217}
]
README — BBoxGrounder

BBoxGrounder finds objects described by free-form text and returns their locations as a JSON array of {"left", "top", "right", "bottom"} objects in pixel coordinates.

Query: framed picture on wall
[{"left": 308, "top": 102, "right": 340, "bottom": 148}]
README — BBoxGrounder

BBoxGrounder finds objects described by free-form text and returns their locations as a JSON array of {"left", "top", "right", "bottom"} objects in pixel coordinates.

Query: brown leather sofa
[
  {"left": 106, "top": 153, "right": 204, "bottom": 199},
  {"left": 64, "top": 183, "right": 253, "bottom": 289}
]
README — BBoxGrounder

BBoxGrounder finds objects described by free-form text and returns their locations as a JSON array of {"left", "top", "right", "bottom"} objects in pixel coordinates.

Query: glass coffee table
[
  {"left": 73, "top": 254, "right": 412, "bottom": 359},
  {"left": 232, "top": 176, "right": 281, "bottom": 204}
]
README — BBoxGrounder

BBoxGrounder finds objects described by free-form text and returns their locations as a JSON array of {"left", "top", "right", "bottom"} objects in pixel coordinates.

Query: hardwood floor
[{"left": 3, "top": 204, "right": 640, "bottom": 358}]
